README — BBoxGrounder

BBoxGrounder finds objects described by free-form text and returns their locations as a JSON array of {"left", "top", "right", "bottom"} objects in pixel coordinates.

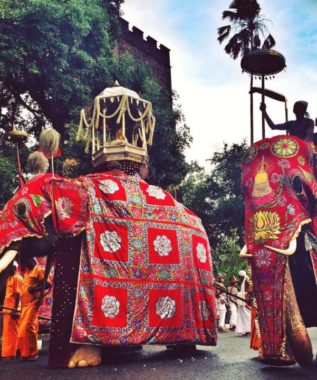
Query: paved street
[{"left": 2, "top": 329, "right": 317, "bottom": 379}]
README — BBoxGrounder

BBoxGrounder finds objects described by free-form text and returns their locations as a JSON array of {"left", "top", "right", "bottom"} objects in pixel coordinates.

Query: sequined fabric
[{"left": 242, "top": 135, "right": 317, "bottom": 360}]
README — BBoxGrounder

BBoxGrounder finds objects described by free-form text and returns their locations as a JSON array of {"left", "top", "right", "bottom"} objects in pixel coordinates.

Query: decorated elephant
[
  {"left": 0, "top": 85, "right": 217, "bottom": 368},
  {"left": 0, "top": 167, "right": 217, "bottom": 368},
  {"left": 241, "top": 134, "right": 317, "bottom": 366}
]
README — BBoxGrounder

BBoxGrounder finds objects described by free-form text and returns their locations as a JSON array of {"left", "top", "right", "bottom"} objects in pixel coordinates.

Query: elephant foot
[{"left": 68, "top": 345, "right": 101, "bottom": 368}]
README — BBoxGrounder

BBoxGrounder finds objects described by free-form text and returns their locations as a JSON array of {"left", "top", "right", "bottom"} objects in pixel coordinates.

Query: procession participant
[
  {"left": 18, "top": 258, "right": 51, "bottom": 361},
  {"left": 248, "top": 272, "right": 261, "bottom": 350},
  {"left": 227, "top": 276, "right": 239, "bottom": 331},
  {"left": 260, "top": 101, "right": 314, "bottom": 142},
  {"left": 235, "top": 270, "right": 251, "bottom": 336},
  {"left": 1, "top": 262, "right": 23, "bottom": 359},
  {"left": 215, "top": 273, "right": 228, "bottom": 332},
  {"left": 250, "top": 303, "right": 261, "bottom": 350}
]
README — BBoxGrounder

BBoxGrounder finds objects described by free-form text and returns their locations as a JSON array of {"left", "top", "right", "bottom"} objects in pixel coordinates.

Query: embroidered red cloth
[
  {"left": 0, "top": 173, "right": 88, "bottom": 254},
  {"left": 0, "top": 171, "right": 216, "bottom": 346},
  {"left": 242, "top": 135, "right": 317, "bottom": 359},
  {"left": 0, "top": 173, "right": 54, "bottom": 253},
  {"left": 71, "top": 172, "right": 216, "bottom": 345}
]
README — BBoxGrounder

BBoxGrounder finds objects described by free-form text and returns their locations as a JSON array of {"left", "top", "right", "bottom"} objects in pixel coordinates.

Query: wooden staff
[
  {"left": 0, "top": 305, "right": 50, "bottom": 321},
  {"left": 213, "top": 283, "right": 251, "bottom": 305}
]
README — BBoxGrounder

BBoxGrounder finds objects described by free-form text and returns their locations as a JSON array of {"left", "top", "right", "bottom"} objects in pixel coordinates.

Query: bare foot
[{"left": 68, "top": 345, "right": 101, "bottom": 368}]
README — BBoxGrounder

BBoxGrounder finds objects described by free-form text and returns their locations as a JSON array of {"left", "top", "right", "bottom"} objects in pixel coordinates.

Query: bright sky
[{"left": 122, "top": 0, "right": 317, "bottom": 166}]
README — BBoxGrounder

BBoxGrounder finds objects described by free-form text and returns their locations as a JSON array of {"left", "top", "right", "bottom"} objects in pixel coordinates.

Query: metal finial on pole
[{"left": 8, "top": 125, "right": 29, "bottom": 188}]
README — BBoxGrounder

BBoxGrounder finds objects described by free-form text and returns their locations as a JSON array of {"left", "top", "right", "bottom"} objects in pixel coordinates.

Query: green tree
[
  {"left": 213, "top": 228, "right": 247, "bottom": 279},
  {"left": 181, "top": 141, "right": 247, "bottom": 248},
  {"left": 0, "top": 0, "right": 117, "bottom": 137},
  {"left": 0, "top": 153, "right": 16, "bottom": 207},
  {"left": 181, "top": 142, "right": 248, "bottom": 274},
  {"left": 217, "top": 0, "right": 273, "bottom": 59},
  {"left": 0, "top": 0, "right": 191, "bottom": 195}
]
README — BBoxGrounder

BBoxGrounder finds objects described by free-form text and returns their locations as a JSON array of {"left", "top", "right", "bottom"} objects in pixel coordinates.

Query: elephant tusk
[
  {"left": 0, "top": 250, "right": 18, "bottom": 273},
  {"left": 265, "top": 239, "right": 297, "bottom": 256},
  {"left": 239, "top": 245, "right": 253, "bottom": 258}
]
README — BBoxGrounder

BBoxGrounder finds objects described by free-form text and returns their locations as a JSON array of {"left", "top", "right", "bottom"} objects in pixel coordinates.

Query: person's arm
[
  {"left": 303, "top": 119, "right": 314, "bottom": 142},
  {"left": 260, "top": 103, "right": 288, "bottom": 131}
]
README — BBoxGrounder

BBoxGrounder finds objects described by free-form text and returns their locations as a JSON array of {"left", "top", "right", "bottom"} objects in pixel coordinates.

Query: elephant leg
[
  {"left": 285, "top": 262, "right": 313, "bottom": 367},
  {"left": 68, "top": 345, "right": 101, "bottom": 368},
  {"left": 48, "top": 235, "right": 82, "bottom": 368}
]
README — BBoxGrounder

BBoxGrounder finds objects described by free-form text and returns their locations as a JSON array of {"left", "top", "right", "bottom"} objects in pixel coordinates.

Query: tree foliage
[
  {"left": 180, "top": 141, "right": 248, "bottom": 273},
  {"left": 217, "top": 0, "right": 275, "bottom": 59},
  {"left": 0, "top": 0, "right": 191, "bottom": 201},
  {"left": 213, "top": 228, "right": 247, "bottom": 279}
]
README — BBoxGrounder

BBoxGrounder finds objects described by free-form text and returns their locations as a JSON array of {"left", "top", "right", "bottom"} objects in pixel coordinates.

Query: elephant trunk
[{"left": 285, "top": 263, "right": 313, "bottom": 367}]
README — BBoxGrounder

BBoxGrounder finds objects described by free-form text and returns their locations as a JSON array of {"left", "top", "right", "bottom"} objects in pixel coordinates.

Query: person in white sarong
[
  {"left": 215, "top": 274, "right": 228, "bottom": 332},
  {"left": 235, "top": 270, "right": 251, "bottom": 336},
  {"left": 228, "top": 276, "right": 239, "bottom": 331}
]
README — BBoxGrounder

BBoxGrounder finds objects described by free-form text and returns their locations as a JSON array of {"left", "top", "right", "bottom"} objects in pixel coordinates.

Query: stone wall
[{"left": 116, "top": 18, "right": 172, "bottom": 94}]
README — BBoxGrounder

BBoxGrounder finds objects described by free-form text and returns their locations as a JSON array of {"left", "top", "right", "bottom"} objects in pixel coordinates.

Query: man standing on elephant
[
  {"left": 18, "top": 258, "right": 51, "bottom": 361},
  {"left": 1, "top": 262, "right": 23, "bottom": 359},
  {"left": 260, "top": 100, "right": 314, "bottom": 141}
]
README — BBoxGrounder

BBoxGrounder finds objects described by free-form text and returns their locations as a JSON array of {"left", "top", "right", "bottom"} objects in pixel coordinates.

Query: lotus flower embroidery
[
  {"left": 55, "top": 197, "right": 73, "bottom": 220},
  {"left": 272, "top": 138, "right": 299, "bottom": 158},
  {"left": 101, "top": 295, "right": 120, "bottom": 319},
  {"left": 153, "top": 235, "right": 172, "bottom": 256},
  {"left": 146, "top": 185, "right": 166, "bottom": 200},
  {"left": 156, "top": 296, "right": 176, "bottom": 319},
  {"left": 100, "top": 231, "right": 121, "bottom": 253},
  {"left": 197, "top": 243, "right": 207, "bottom": 263},
  {"left": 251, "top": 211, "right": 281, "bottom": 245},
  {"left": 99, "top": 179, "right": 119, "bottom": 194}
]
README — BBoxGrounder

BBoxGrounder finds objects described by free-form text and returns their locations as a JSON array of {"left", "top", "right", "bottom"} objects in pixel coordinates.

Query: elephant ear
[
  {"left": 47, "top": 177, "right": 89, "bottom": 236},
  {"left": 0, "top": 174, "right": 54, "bottom": 256}
]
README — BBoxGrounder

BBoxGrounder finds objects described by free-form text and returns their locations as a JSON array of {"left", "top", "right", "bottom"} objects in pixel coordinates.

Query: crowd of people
[
  {"left": 214, "top": 270, "right": 251, "bottom": 336},
  {"left": 0, "top": 259, "right": 51, "bottom": 361}
]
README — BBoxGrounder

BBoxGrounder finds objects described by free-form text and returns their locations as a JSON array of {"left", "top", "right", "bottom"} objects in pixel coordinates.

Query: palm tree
[{"left": 217, "top": 0, "right": 275, "bottom": 143}]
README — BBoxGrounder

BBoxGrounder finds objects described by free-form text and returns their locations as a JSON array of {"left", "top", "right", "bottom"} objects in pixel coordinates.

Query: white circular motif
[
  {"left": 153, "top": 235, "right": 172, "bottom": 256},
  {"left": 146, "top": 185, "right": 166, "bottom": 200},
  {"left": 254, "top": 248, "right": 272, "bottom": 268},
  {"left": 200, "top": 301, "right": 210, "bottom": 321},
  {"left": 101, "top": 295, "right": 120, "bottom": 319},
  {"left": 156, "top": 296, "right": 176, "bottom": 319},
  {"left": 99, "top": 179, "right": 119, "bottom": 194},
  {"left": 55, "top": 197, "right": 73, "bottom": 220},
  {"left": 100, "top": 231, "right": 121, "bottom": 253},
  {"left": 196, "top": 243, "right": 207, "bottom": 263}
]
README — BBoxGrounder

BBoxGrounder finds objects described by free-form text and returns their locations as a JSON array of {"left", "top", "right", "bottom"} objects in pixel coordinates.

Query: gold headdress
[{"left": 76, "top": 83, "right": 155, "bottom": 168}]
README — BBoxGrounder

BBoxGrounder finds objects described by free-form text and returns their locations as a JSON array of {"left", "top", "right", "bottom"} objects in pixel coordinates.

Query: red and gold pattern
[
  {"left": 242, "top": 135, "right": 317, "bottom": 361},
  {"left": 0, "top": 171, "right": 216, "bottom": 347},
  {"left": 71, "top": 171, "right": 216, "bottom": 345}
]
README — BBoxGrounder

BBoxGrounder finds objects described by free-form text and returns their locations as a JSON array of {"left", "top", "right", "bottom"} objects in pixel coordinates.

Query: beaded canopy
[{"left": 76, "top": 84, "right": 156, "bottom": 167}]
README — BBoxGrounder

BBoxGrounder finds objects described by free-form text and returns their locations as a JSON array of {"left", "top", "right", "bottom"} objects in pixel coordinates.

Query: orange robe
[
  {"left": 250, "top": 305, "right": 261, "bottom": 350},
  {"left": 1, "top": 273, "right": 23, "bottom": 357},
  {"left": 18, "top": 265, "right": 46, "bottom": 359}
]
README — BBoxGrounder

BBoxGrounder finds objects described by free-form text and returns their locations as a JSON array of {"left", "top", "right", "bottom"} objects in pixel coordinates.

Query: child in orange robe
[{"left": 1, "top": 263, "right": 23, "bottom": 358}]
